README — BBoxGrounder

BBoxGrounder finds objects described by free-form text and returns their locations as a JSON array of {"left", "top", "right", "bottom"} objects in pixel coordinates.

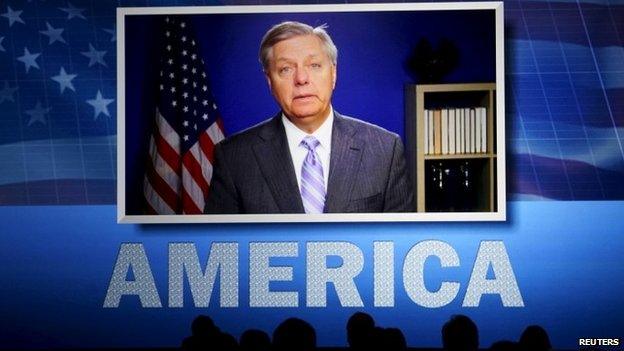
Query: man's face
[{"left": 266, "top": 34, "right": 336, "bottom": 133}]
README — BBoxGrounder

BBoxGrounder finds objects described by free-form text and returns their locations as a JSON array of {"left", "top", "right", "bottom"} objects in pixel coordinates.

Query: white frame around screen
[{"left": 117, "top": 2, "right": 506, "bottom": 223}]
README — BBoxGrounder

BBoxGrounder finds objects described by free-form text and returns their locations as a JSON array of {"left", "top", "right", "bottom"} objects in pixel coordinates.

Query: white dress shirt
[{"left": 282, "top": 108, "right": 333, "bottom": 190}]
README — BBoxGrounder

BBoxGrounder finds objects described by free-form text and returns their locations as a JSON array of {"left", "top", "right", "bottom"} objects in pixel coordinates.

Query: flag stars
[
  {"left": 165, "top": 31, "right": 170, "bottom": 37},
  {"left": 182, "top": 64, "right": 188, "bottom": 70},
  {"left": 183, "top": 106, "right": 189, "bottom": 113},
  {"left": 25, "top": 101, "right": 51, "bottom": 126},
  {"left": 183, "top": 120, "right": 189, "bottom": 127},
  {"left": 202, "top": 113, "right": 208, "bottom": 120},
  {"left": 17, "top": 47, "right": 41, "bottom": 73},
  {"left": 171, "top": 100, "right": 177, "bottom": 107},
  {"left": 166, "top": 45, "right": 171, "bottom": 51},
  {"left": 191, "top": 68, "right": 197, "bottom": 74},
  {"left": 168, "top": 58, "right": 173, "bottom": 65},
  {"left": 183, "top": 135, "right": 189, "bottom": 141},
  {"left": 182, "top": 92, "right": 189, "bottom": 99},
  {"left": 170, "top": 87, "right": 176, "bottom": 93},
  {"left": 213, "top": 103, "right": 218, "bottom": 110},
  {"left": 86, "top": 90, "right": 114, "bottom": 119},
  {"left": 181, "top": 36, "right": 187, "bottom": 42},
  {"left": 59, "top": 2, "right": 86, "bottom": 20},
  {"left": 192, "top": 82, "right": 197, "bottom": 88},
  {"left": 182, "top": 50, "right": 188, "bottom": 56},
  {"left": 51, "top": 67, "right": 77, "bottom": 93},
  {"left": 201, "top": 72, "right": 206, "bottom": 78},
  {"left": 193, "top": 96, "right": 197, "bottom": 102},
  {"left": 182, "top": 78, "right": 188, "bottom": 84},
  {"left": 81, "top": 43, "right": 107, "bottom": 67},
  {"left": 202, "top": 85, "right": 207, "bottom": 91},
  {"left": 0, "top": 81, "right": 19, "bottom": 104},
  {"left": 40, "top": 22, "right": 66, "bottom": 45},
  {"left": 159, "top": 84, "right": 164, "bottom": 91},
  {"left": 191, "top": 54, "right": 197, "bottom": 60},
  {"left": 169, "top": 72, "right": 175, "bottom": 79},
  {"left": 202, "top": 100, "right": 208, "bottom": 106},
  {"left": 191, "top": 40, "right": 196, "bottom": 46},
  {"left": 103, "top": 27, "right": 116, "bottom": 42},
  {"left": 180, "top": 22, "right": 186, "bottom": 28},
  {"left": 2, "top": 6, "right": 25, "bottom": 27}
]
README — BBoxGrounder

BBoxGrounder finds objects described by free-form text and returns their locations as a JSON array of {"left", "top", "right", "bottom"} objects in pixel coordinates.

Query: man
[{"left": 205, "top": 21, "right": 413, "bottom": 214}]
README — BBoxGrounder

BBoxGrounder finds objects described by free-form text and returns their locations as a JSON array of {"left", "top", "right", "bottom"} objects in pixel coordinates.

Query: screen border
[{"left": 116, "top": 2, "right": 506, "bottom": 223}]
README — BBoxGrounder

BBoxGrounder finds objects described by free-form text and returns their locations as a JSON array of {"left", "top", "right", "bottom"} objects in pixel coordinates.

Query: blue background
[
  {"left": 1, "top": 0, "right": 624, "bottom": 349},
  {"left": 1, "top": 202, "right": 623, "bottom": 349}
]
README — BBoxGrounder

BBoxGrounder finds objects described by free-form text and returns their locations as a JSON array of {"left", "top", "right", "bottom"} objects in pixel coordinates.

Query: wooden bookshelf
[{"left": 405, "top": 83, "right": 497, "bottom": 212}]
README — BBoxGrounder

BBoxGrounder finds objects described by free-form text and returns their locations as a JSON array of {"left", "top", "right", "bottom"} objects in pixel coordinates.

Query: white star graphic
[
  {"left": 25, "top": 101, "right": 51, "bottom": 126},
  {"left": 102, "top": 27, "right": 116, "bottom": 42},
  {"left": 0, "top": 81, "right": 19, "bottom": 104},
  {"left": 39, "top": 22, "right": 67, "bottom": 45},
  {"left": 86, "top": 90, "right": 114, "bottom": 120},
  {"left": 81, "top": 43, "right": 107, "bottom": 67},
  {"left": 59, "top": 2, "right": 86, "bottom": 20},
  {"left": 17, "top": 47, "right": 41, "bottom": 73},
  {"left": 1, "top": 6, "right": 25, "bottom": 27},
  {"left": 51, "top": 67, "right": 77, "bottom": 93}
]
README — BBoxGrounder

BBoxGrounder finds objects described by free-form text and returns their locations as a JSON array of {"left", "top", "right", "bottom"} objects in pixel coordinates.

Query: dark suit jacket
[{"left": 204, "top": 112, "right": 414, "bottom": 213}]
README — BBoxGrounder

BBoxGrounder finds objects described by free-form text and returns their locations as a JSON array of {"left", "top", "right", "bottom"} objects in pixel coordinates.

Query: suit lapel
[
  {"left": 325, "top": 113, "right": 363, "bottom": 212},
  {"left": 252, "top": 115, "right": 304, "bottom": 213}
]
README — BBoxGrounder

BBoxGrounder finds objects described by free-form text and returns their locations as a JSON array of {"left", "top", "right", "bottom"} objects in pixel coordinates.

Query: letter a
[
  {"left": 103, "top": 243, "right": 162, "bottom": 308},
  {"left": 463, "top": 241, "right": 524, "bottom": 307}
]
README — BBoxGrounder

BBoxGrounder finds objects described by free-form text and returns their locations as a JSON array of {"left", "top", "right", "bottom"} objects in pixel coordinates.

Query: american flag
[{"left": 143, "top": 16, "right": 225, "bottom": 215}]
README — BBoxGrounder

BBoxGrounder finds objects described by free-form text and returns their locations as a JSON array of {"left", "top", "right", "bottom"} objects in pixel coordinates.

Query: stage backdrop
[{"left": 1, "top": 0, "right": 623, "bottom": 350}]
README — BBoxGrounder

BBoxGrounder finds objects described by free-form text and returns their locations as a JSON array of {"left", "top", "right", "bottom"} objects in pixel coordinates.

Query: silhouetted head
[
  {"left": 441, "top": 315, "right": 479, "bottom": 351},
  {"left": 347, "top": 312, "right": 375, "bottom": 349},
  {"left": 240, "top": 329, "right": 271, "bottom": 351},
  {"left": 519, "top": 325, "right": 551, "bottom": 351},
  {"left": 273, "top": 317, "right": 316, "bottom": 351},
  {"left": 191, "top": 315, "right": 217, "bottom": 336}
]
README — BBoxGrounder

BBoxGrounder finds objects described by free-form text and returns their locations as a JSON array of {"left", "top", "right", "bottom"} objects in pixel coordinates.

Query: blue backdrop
[{"left": 1, "top": 0, "right": 623, "bottom": 349}]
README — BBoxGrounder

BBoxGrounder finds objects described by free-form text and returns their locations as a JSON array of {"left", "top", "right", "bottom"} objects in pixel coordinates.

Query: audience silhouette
[
  {"left": 519, "top": 325, "right": 552, "bottom": 351},
  {"left": 272, "top": 317, "right": 316, "bottom": 351},
  {"left": 346, "top": 312, "right": 375, "bottom": 350},
  {"left": 240, "top": 329, "right": 270, "bottom": 351},
  {"left": 441, "top": 315, "right": 479, "bottom": 351},
  {"left": 489, "top": 340, "right": 519, "bottom": 351},
  {"left": 179, "top": 313, "right": 556, "bottom": 351}
]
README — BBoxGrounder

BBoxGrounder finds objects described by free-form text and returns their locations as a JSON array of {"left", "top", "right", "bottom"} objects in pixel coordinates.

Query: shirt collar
[{"left": 281, "top": 107, "right": 334, "bottom": 149}]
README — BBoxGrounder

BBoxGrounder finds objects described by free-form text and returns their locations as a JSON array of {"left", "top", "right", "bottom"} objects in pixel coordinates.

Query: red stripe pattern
[{"left": 143, "top": 16, "right": 225, "bottom": 214}]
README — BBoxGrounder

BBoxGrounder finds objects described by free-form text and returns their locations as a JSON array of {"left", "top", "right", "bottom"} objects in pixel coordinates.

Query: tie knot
[{"left": 300, "top": 136, "right": 321, "bottom": 151}]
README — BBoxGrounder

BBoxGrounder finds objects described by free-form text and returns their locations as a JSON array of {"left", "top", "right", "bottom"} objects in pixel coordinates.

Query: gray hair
[{"left": 259, "top": 21, "right": 338, "bottom": 71}]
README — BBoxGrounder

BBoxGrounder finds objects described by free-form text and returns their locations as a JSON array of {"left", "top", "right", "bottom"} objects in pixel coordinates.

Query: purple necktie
[{"left": 300, "top": 136, "right": 326, "bottom": 214}]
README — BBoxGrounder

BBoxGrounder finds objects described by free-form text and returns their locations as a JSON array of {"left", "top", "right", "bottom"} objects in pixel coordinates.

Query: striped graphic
[
  {"left": 0, "top": 0, "right": 622, "bottom": 205},
  {"left": 142, "top": 16, "right": 225, "bottom": 214}
]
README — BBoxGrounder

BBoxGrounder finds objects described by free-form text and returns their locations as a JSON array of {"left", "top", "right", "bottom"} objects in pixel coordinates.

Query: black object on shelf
[{"left": 425, "top": 159, "right": 486, "bottom": 212}]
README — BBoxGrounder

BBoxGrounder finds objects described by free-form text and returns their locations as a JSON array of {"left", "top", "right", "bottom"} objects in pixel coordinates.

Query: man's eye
[
  {"left": 278, "top": 67, "right": 292, "bottom": 74},
  {"left": 311, "top": 63, "right": 322, "bottom": 69}
]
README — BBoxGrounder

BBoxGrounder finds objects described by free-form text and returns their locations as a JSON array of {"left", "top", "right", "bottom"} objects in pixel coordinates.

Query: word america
[{"left": 103, "top": 240, "right": 523, "bottom": 308}]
